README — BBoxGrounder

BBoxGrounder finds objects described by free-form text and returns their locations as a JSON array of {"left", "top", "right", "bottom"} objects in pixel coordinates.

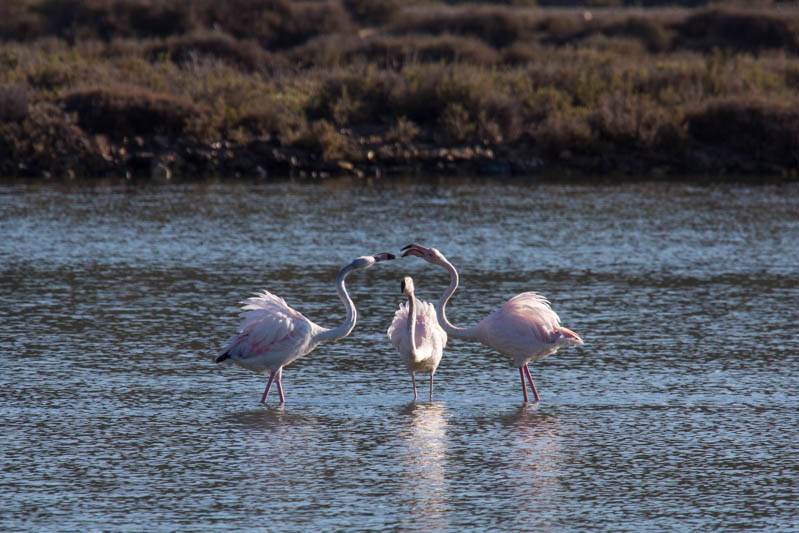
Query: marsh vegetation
[{"left": 1, "top": 0, "right": 798, "bottom": 179}]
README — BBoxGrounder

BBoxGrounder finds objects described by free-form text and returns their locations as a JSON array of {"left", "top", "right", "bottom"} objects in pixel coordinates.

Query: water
[{"left": 1, "top": 178, "right": 797, "bottom": 531}]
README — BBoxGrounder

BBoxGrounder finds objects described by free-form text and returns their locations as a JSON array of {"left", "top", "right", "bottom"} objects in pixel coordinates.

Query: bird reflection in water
[
  {"left": 397, "top": 402, "right": 451, "bottom": 529},
  {"left": 500, "top": 405, "right": 564, "bottom": 517}
]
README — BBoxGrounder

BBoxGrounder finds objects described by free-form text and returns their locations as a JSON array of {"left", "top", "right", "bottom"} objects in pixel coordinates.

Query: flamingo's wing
[
  {"left": 387, "top": 298, "right": 447, "bottom": 353},
  {"left": 479, "top": 292, "right": 563, "bottom": 354},
  {"left": 414, "top": 298, "right": 447, "bottom": 349},
  {"left": 387, "top": 301, "right": 410, "bottom": 351},
  {"left": 221, "top": 290, "right": 313, "bottom": 359}
]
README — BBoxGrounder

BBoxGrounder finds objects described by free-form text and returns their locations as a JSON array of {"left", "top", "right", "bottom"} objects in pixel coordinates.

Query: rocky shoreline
[{"left": 8, "top": 133, "right": 793, "bottom": 182}]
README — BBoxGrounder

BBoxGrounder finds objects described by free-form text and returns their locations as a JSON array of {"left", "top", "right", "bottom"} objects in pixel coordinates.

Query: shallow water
[{"left": 1, "top": 178, "right": 797, "bottom": 531}]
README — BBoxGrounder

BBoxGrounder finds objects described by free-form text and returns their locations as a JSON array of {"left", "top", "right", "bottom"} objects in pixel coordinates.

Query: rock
[
  {"left": 249, "top": 165, "right": 267, "bottom": 179},
  {"left": 151, "top": 162, "right": 171, "bottom": 181}
]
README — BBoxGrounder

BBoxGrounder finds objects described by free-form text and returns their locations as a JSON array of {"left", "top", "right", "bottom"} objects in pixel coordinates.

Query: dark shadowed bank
[{"left": 1, "top": 0, "right": 799, "bottom": 181}]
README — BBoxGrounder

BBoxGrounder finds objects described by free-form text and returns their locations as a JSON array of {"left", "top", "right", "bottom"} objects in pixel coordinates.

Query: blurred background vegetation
[{"left": 1, "top": 0, "right": 798, "bottom": 178}]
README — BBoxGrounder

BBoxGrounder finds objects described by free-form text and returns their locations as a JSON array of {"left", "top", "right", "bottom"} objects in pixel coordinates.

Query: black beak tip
[
  {"left": 374, "top": 252, "right": 395, "bottom": 262},
  {"left": 400, "top": 244, "right": 415, "bottom": 251}
]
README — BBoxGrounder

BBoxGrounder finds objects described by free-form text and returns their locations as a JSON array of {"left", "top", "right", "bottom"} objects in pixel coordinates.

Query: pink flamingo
[
  {"left": 216, "top": 253, "right": 395, "bottom": 404},
  {"left": 387, "top": 276, "right": 448, "bottom": 402},
  {"left": 401, "top": 244, "right": 583, "bottom": 403}
]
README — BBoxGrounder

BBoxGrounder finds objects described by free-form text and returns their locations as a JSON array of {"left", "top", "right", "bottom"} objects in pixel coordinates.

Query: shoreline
[{"left": 6, "top": 133, "right": 795, "bottom": 182}]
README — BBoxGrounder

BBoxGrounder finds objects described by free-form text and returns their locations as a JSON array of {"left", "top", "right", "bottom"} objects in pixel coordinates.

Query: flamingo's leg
[
  {"left": 519, "top": 367, "right": 529, "bottom": 403},
  {"left": 524, "top": 365, "right": 541, "bottom": 402},
  {"left": 261, "top": 371, "right": 277, "bottom": 404},
  {"left": 429, "top": 373, "right": 434, "bottom": 402},
  {"left": 411, "top": 373, "right": 418, "bottom": 401},
  {"left": 276, "top": 374, "right": 286, "bottom": 404}
]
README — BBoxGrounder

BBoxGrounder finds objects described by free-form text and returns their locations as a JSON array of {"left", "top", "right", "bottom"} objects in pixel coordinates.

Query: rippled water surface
[{"left": 1, "top": 178, "right": 797, "bottom": 531}]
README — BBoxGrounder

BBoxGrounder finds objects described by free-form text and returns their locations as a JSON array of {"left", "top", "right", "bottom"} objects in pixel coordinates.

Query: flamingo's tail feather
[{"left": 557, "top": 326, "right": 583, "bottom": 345}]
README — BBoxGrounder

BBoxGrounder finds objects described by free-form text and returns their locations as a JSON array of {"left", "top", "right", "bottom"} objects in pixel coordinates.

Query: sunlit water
[{"left": 1, "top": 178, "right": 797, "bottom": 531}]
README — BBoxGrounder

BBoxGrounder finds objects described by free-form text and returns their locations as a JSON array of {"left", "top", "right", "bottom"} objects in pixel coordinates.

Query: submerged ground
[{"left": 1, "top": 1, "right": 799, "bottom": 180}]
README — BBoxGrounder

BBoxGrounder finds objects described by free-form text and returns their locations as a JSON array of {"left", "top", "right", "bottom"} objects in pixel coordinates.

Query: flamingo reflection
[
  {"left": 397, "top": 403, "right": 450, "bottom": 528},
  {"left": 501, "top": 405, "right": 565, "bottom": 515}
]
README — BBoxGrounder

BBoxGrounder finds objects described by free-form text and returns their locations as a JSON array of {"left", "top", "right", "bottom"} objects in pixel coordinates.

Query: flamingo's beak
[
  {"left": 401, "top": 243, "right": 429, "bottom": 258},
  {"left": 373, "top": 252, "right": 396, "bottom": 262}
]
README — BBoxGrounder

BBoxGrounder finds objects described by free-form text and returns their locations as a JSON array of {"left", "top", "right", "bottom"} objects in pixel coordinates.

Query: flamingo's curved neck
[
  {"left": 315, "top": 266, "right": 357, "bottom": 343},
  {"left": 436, "top": 258, "right": 480, "bottom": 341},
  {"left": 406, "top": 291, "right": 418, "bottom": 359}
]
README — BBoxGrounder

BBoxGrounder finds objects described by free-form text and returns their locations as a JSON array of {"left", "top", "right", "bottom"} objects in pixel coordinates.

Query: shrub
[
  {"left": 387, "top": 6, "right": 528, "bottom": 48},
  {"left": 342, "top": 0, "right": 400, "bottom": 26},
  {"left": 687, "top": 95, "right": 799, "bottom": 168},
  {"left": 589, "top": 91, "right": 686, "bottom": 151},
  {"left": 675, "top": 8, "right": 799, "bottom": 53},
  {"left": 0, "top": 83, "right": 30, "bottom": 122},
  {"left": 144, "top": 31, "right": 276, "bottom": 72},
  {"left": 528, "top": 111, "right": 594, "bottom": 156},
  {"left": 390, "top": 65, "right": 522, "bottom": 143},
  {"left": 307, "top": 68, "right": 399, "bottom": 126},
  {"left": 293, "top": 33, "right": 501, "bottom": 70},
  {"left": 32, "top": 0, "right": 190, "bottom": 42},
  {"left": 440, "top": 102, "right": 474, "bottom": 143},
  {"left": 231, "top": 100, "right": 303, "bottom": 143},
  {"left": 59, "top": 85, "right": 204, "bottom": 138},
  {"left": 293, "top": 119, "right": 351, "bottom": 161},
  {"left": 602, "top": 17, "right": 674, "bottom": 53},
  {"left": 0, "top": 102, "right": 97, "bottom": 176},
  {"left": 192, "top": 0, "right": 353, "bottom": 50},
  {"left": 0, "top": 2, "right": 45, "bottom": 41},
  {"left": 387, "top": 116, "right": 420, "bottom": 144}
]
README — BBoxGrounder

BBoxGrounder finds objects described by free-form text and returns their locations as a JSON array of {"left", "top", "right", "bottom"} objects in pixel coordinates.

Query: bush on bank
[{"left": 1, "top": 1, "right": 798, "bottom": 178}]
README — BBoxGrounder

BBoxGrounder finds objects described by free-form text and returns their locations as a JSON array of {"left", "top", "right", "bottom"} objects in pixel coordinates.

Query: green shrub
[
  {"left": 589, "top": 91, "right": 686, "bottom": 151},
  {"left": 232, "top": 100, "right": 303, "bottom": 143},
  {"left": 293, "top": 119, "right": 351, "bottom": 161},
  {"left": 387, "top": 116, "right": 420, "bottom": 144},
  {"left": 440, "top": 102, "right": 474, "bottom": 143},
  {"left": 307, "top": 68, "right": 398, "bottom": 126}
]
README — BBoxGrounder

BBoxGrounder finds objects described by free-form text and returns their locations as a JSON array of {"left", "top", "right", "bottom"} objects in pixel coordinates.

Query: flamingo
[
  {"left": 400, "top": 244, "right": 583, "bottom": 403},
  {"left": 387, "top": 276, "right": 448, "bottom": 402},
  {"left": 216, "top": 252, "right": 395, "bottom": 404}
]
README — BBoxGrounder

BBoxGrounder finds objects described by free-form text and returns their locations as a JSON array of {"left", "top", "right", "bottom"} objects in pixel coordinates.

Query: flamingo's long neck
[
  {"left": 315, "top": 266, "right": 357, "bottom": 343},
  {"left": 406, "top": 290, "right": 419, "bottom": 359},
  {"left": 436, "top": 257, "right": 480, "bottom": 341}
]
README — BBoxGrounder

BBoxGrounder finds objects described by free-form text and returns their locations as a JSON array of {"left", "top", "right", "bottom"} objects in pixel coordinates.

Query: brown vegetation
[{"left": 1, "top": 0, "right": 799, "bottom": 180}]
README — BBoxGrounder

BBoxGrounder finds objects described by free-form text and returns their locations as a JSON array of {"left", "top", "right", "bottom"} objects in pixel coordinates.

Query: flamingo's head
[
  {"left": 400, "top": 243, "right": 446, "bottom": 265},
  {"left": 349, "top": 252, "right": 395, "bottom": 271},
  {"left": 400, "top": 276, "right": 415, "bottom": 296}
]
